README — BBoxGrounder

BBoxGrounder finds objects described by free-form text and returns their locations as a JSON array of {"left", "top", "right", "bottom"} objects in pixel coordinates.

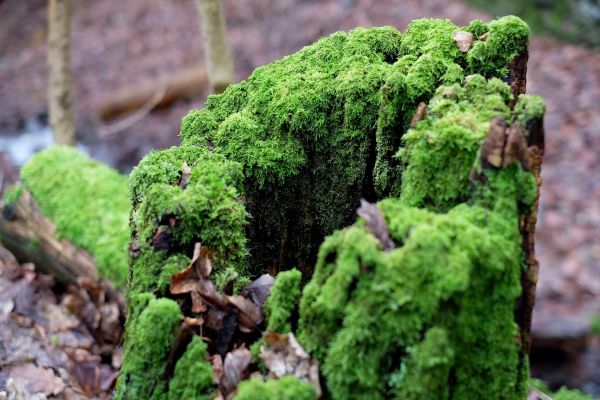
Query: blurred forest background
[{"left": 0, "top": 0, "right": 599, "bottom": 397}]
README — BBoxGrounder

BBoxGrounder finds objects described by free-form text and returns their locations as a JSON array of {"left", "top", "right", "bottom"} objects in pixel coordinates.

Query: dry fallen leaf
[
  {"left": 8, "top": 363, "right": 65, "bottom": 396},
  {"left": 503, "top": 121, "right": 530, "bottom": 170},
  {"left": 227, "top": 295, "right": 264, "bottom": 331},
  {"left": 357, "top": 199, "right": 395, "bottom": 251},
  {"left": 220, "top": 347, "right": 252, "bottom": 397},
  {"left": 241, "top": 274, "right": 275, "bottom": 307},
  {"left": 453, "top": 30, "right": 474, "bottom": 52},
  {"left": 179, "top": 162, "right": 192, "bottom": 189},
  {"left": 261, "top": 332, "right": 322, "bottom": 397},
  {"left": 410, "top": 102, "right": 427, "bottom": 128}
]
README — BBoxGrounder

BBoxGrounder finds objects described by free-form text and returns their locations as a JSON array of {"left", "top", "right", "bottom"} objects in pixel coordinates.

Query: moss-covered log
[
  {"left": 1, "top": 146, "right": 130, "bottom": 287},
  {"left": 116, "top": 16, "right": 545, "bottom": 399}
]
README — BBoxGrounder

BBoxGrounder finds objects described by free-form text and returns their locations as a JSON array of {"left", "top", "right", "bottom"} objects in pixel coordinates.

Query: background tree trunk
[
  {"left": 47, "top": 0, "right": 75, "bottom": 145},
  {"left": 195, "top": 0, "right": 234, "bottom": 94}
]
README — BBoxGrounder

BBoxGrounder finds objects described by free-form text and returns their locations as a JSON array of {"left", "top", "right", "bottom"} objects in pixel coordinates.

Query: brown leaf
[
  {"left": 190, "top": 242, "right": 212, "bottom": 278},
  {"left": 211, "top": 354, "right": 224, "bottom": 385},
  {"left": 261, "top": 331, "right": 321, "bottom": 397},
  {"left": 42, "top": 302, "right": 79, "bottom": 333},
  {"left": 220, "top": 347, "right": 252, "bottom": 397},
  {"left": 481, "top": 116, "right": 507, "bottom": 168},
  {"left": 179, "top": 162, "right": 192, "bottom": 189},
  {"left": 241, "top": 274, "right": 275, "bottom": 307},
  {"left": 191, "top": 291, "right": 207, "bottom": 313},
  {"left": 479, "top": 32, "right": 489, "bottom": 41},
  {"left": 227, "top": 295, "right": 264, "bottom": 330},
  {"left": 503, "top": 121, "right": 530, "bottom": 170},
  {"left": 453, "top": 30, "right": 474, "bottom": 52},
  {"left": 8, "top": 363, "right": 65, "bottom": 396},
  {"left": 410, "top": 101, "right": 427, "bottom": 128},
  {"left": 170, "top": 277, "right": 228, "bottom": 308},
  {"left": 67, "top": 356, "right": 101, "bottom": 397},
  {"left": 356, "top": 199, "right": 395, "bottom": 251}
]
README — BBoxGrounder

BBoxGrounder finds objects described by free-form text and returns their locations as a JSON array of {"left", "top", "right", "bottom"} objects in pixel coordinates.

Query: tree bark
[
  {"left": 0, "top": 189, "right": 98, "bottom": 284},
  {"left": 47, "top": 0, "right": 75, "bottom": 146},
  {"left": 195, "top": 0, "right": 234, "bottom": 94}
]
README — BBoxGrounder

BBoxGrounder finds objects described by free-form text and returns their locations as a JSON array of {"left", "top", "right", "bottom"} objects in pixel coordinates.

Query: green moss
[
  {"left": 115, "top": 297, "right": 182, "bottom": 399},
  {"left": 390, "top": 327, "right": 454, "bottom": 400},
  {"left": 297, "top": 74, "right": 540, "bottom": 399},
  {"left": 467, "top": 16, "right": 530, "bottom": 78},
  {"left": 235, "top": 376, "right": 316, "bottom": 400},
  {"left": 397, "top": 75, "right": 513, "bottom": 211},
  {"left": 514, "top": 94, "right": 546, "bottom": 126},
  {"left": 3, "top": 185, "right": 23, "bottom": 205},
  {"left": 20, "top": 146, "right": 129, "bottom": 287},
  {"left": 167, "top": 336, "right": 214, "bottom": 400},
  {"left": 264, "top": 268, "right": 302, "bottom": 333},
  {"left": 530, "top": 379, "right": 593, "bottom": 400}
]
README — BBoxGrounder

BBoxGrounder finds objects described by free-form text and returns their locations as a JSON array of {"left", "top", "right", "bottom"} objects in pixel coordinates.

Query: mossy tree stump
[{"left": 116, "top": 16, "right": 545, "bottom": 399}]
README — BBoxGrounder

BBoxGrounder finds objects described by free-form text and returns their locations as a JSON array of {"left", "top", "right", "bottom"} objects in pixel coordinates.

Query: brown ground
[{"left": 1, "top": 0, "right": 599, "bottom": 395}]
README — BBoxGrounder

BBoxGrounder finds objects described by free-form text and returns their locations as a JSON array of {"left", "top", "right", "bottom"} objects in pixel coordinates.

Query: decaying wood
[
  {"left": 195, "top": 0, "right": 235, "bottom": 93},
  {"left": 48, "top": 0, "right": 75, "bottom": 145},
  {"left": 97, "top": 66, "right": 208, "bottom": 121},
  {"left": 0, "top": 189, "right": 98, "bottom": 283}
]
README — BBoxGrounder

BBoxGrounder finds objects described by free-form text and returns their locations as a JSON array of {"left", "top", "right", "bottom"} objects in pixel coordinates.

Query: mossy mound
[
  {"left": 235, "top": 376, "right": 316, "bottom": 400},
  {"left": 297, "top": 77, "right": 543, "bottom": 398},
  {"left": 19, "top": 146, "right": 129, "bottom": 287},
  {"left": 134, "top": 16, "right": 530, "bottom": 277}
]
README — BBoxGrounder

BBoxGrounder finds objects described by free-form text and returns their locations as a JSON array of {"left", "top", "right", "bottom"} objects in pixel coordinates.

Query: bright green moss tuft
[
  {"left": 235, "top": 376, "right": 316, "bottom": 400},
  {"left": 115, "top": 297, "right": 182, "bottom": 399},
  {"left": 3, "top": 185, "right": 23, "bottom": 205},
  {"left": 467, "top": 16, "right": 530, "bottom": 77},
  {"left": 530, "top": 379, "right": 593, "bottom": 400},
  {"left": 264, "top": 268, "right": 302, "bottom": 333},
  {"left": 397, "top": 75, "right": 513, "bottom": 211},
  {"left": 514, "top": 94, "right": 546, "bottom": 125},
  {"left": 20, "top": 146, "right": 129, "bottom": 287},
  {"left": 167, "top": 336, "right": 214, "bottom": 400}
]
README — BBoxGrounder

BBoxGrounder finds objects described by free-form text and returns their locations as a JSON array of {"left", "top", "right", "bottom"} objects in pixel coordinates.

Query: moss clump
[
  {"left": 297, "top": 77, "right": 542, "bottom": 399},
  {"left": 176, "top": 17, "right": 529, "bottom": 275},
  {"left": 3, "top": 185, "right": 23, "bottom": 205},
  {"left": 235, "top": 376, "right": 316, "bottom": 400},
  {"left": 513, "top": 93, "right": 546, "bottom": 126},
  {"left": 397, "top": 74, "right": 513, "bottom": 211},
  {"left": 20, "top": 146, "right": 129, "bottom": 287},
  {"left": 115, "top": 297, "right": 182, "bottom": 399},
  {"left": 530, "top": 379, "right": 593, "bottom": 400},
  {"left": 264, "top": 268, "right": 302, "bottom": 333},
  {"left": 167, "top": 336, "right": 215, "bottom": 400}
]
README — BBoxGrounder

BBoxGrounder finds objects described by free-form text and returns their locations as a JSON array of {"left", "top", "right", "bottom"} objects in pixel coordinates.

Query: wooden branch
[
  {"left": 97, "top": 66, "right": 208, "bottom": 121},
  {"left": 0, "top": 189, "right": 98, "bottom": 283}
]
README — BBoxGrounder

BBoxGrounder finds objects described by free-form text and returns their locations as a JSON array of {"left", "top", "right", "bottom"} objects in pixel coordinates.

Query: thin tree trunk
[
  {"left": 47, "top": 0, "right": 75, "bottom": 145},
  {"left": 195, "top": 0, "right": 234, "bottom": 94}
]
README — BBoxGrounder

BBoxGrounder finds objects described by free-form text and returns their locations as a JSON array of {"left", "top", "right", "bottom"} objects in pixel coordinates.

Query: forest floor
[{"left": 1, "top": 0, "right": 599, "bottom": 396}]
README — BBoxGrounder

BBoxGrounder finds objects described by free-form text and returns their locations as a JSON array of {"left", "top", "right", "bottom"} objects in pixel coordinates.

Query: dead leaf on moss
[
  {"left": 191, "top": 291, "right": 207, "bottom": 313},
  {"left": 410, "top": 102, "right": 427, "bottom": 128},
  {"left": 8, "top": 363, "right": 65, "bottom": 396},
  {"left": 453, "top": 30, "right": 474, "bottom": 52},
  {"left": 179, "top": 162, "right": 192, "bottom": 190},
  {"left": 190, "top": 242, "right": 212, "bottom": 278},
  {"left": 357, "top": 199, "right": 395, "bottom": 251},
  {"left": 241, "top": 274, "right": 275, "bottom": 307},
  {"left": 503, "top": 121, "right": 530, "bottom": 170},
  {"left": 261, "top": 331, "right": 321, "bottom": 397},
  {"left": 481, "top": 116, "right": 507, "bottom": 168},
  {"left": 227, "top": 295, "right": 263, "bottom": 331},
  {"left": 220, "top": 346, "right": 252, "bottom": 397}
]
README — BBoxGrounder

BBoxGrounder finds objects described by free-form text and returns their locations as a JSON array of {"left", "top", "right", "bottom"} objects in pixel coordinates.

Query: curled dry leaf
[
  {"left": 453, "top": 30, "right": 474, "bottom": 52},
  {"left": 191, "top": 291, "right": 207, "bottom": 313},
  {"left": 410, "top": 102, "right": 427, "bottom": 128},
  {"left": 357, "top": 199, "right": 395, "bottom": 251},
  {"left": 261, "top": 331, "right": 322, "bottom": 397},
  {"left": 8, "top": 363, "right": 65, "bottom": 396},
  {"left": 170, "top": 276, "right": 228, "bottom": 308},
  {"left": 178, "top": 162, "right": 192, "bottom": 189},
  {"left": 241, "top": 274, "right": 275, "bottom": 307},
  {"left": 227, "top": 295, "right": 264, "bottom": 331},
  {"left": 190, "top": 242, "right": 212, "bottom": 278},
  {"left": 220, "top": 347, "right": 252, "bottom": 397}
]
